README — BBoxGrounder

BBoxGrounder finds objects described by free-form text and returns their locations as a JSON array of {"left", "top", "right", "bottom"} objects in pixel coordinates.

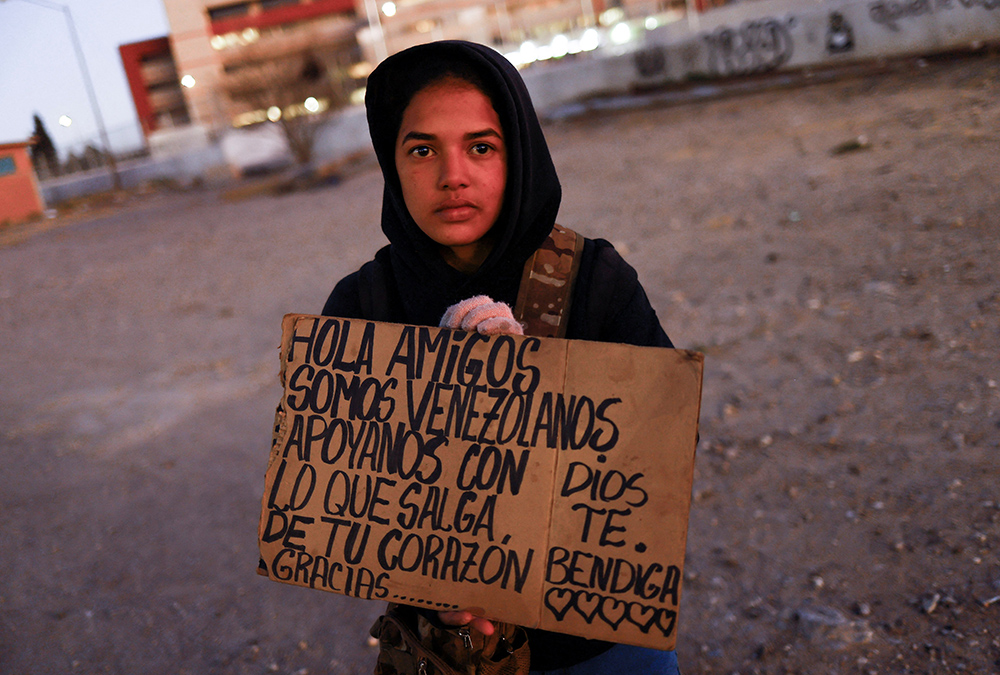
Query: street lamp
[{"left": 2, "top": 0, "right": 122, "bottom": 190}]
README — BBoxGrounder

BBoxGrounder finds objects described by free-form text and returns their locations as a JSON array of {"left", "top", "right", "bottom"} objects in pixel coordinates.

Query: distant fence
[
  {"left": 39, "top": 142, "right": 227, "bottom": 205},
  {"left": 33, "top": 119, "right": 149, "bottom": 182}
]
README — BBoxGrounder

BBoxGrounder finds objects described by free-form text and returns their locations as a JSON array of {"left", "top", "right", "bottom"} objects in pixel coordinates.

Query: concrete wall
[
  {"left": 40, "top": 0, "right": 998, "bottom": 203},
  {"left": 37, "top": 107, "right": 371, "bottom": 204},
  {"left": 40, "top": 144, "right": 226, "bottom": 205},
  {"left": 312, "top": 105, "right": 373, "bottom": 161},
  {"left": 523, "top": 0, "right": 1000, "bottom": 113}
]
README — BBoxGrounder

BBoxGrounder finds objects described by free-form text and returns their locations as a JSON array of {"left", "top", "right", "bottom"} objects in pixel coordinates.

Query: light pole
[
  {"left": 2, "top": 0, "right": 122, "bottom": 190},
  {"left": 362, "top": 0, "right": 388, "bottom": 63}
]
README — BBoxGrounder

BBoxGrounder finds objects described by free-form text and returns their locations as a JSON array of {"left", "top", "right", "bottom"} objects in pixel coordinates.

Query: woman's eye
[
  {"left": 409, "top": 146, "right": 432, "bottom": 158},
  {"left": 471, "top": 143, "right": 493, "bottom": 156}
]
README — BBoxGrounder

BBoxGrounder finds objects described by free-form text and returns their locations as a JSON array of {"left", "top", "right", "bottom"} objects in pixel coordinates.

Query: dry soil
[{"left": 1, "top": 51, "right": 998, "bottom": 675}]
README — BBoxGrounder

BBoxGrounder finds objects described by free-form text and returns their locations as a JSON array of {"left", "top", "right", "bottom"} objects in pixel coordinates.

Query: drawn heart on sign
[
  {"left": 599, "top": 596, "right": 628, "bottom": 630},
  {"left": 574, "top": 592, "right": 601, "bottom": 623},
  {"left": 544, "top": 588, "right": 574, "bottom": 621},
  {"left": 654, "top": 608, "right": 677, "bottom": 637},
  {"left": 626, "top": 602, "right": 658, "bottom": 633}
]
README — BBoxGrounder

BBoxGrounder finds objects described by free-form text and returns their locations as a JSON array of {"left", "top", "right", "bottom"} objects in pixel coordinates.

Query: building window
[
  {"left": 261, "top": 0, "right": 301, "bottom": 10},
  {"left": 208, "top": 2, "right": 251, "bottom": 22},
  {"left": 0, "top": 155, "right": 15, "bottom": 177}
]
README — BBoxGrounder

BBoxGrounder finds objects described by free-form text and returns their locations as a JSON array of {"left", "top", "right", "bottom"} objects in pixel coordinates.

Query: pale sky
[{"left": 0, "top": 0, "right": 171, "bottom": 156}]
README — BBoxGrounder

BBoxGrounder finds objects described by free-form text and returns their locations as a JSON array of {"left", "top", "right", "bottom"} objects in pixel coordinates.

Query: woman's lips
[{"left": 435, "top": 200, "right": 478, "bottom": 222}]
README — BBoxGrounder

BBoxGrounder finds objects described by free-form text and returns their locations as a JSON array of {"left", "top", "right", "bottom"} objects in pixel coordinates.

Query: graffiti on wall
[
  {"left": 702, "top": 17, "right": 796, "bottom": 76},
  {"left": 827, "top": 12, "right": 856, "bottom": 53},
  {"left": 869, "top": 0, "right": 998, "bottom": 32},
  {"left": 633, "top": 46, "right": 669, "bottom": 78},
  {"left": 869, "top": 0, "right": 933, "bottom": 30},
  {"left": 619, "top": 0, "right": 992, "bottom": 90}
]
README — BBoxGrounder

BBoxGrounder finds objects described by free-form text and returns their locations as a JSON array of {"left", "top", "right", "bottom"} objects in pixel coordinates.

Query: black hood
[{"left": 364, "top": 40, "right": 562, "bottom": 325}]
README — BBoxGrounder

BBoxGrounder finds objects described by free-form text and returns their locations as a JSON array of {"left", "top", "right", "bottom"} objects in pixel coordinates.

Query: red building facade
[{"left": 119, "top": 37, "right": 191, "bottom": 139}]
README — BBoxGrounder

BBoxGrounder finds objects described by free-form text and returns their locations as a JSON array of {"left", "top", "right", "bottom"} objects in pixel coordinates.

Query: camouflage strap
[{"left": 514, "top": 224, "right": 584, "bottom": 339}]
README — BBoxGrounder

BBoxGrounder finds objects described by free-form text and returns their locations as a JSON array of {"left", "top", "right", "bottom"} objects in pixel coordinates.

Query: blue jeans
[{"left": 528, "top": 644, "right": 680, "bottom": 675}]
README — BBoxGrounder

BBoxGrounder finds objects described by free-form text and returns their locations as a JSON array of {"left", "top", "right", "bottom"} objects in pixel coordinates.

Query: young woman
[{"left": 323, "top": 40, "right": 679, "bottom": 675}]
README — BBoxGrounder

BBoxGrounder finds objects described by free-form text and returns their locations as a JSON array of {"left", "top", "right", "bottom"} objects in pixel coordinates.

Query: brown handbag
[{"left": 370, "top": 604, "right": 530, "bottom": 675}]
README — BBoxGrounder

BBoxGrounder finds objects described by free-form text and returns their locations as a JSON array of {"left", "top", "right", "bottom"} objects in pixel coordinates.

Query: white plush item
[{"left": 439, "top": 295, "right": 524, "bottom": 336}]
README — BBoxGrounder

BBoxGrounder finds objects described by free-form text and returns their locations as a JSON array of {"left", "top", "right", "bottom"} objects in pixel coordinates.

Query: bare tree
[
  {"left": 30, "top": 113, "right": 60, "bottom": 178},
  {"left": 220, "top": 37, "right": 362, "bottom": 166}
]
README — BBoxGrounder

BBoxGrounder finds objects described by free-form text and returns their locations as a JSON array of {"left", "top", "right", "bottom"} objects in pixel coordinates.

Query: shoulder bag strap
[{"left": 513, "top": 224, "right": 584, "bottom": 338}]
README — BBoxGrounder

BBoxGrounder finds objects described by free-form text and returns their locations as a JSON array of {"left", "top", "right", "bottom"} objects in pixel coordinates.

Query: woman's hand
[
  {"left": 440, "top": 295, "right": 524, "bottom": 336},
  {"left": 437, "top": 607, "right": 496, "bottom": 636}
]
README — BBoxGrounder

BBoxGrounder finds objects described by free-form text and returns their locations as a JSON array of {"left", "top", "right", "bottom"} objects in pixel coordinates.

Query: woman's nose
[{"left": 438, "top": 151, "right": 470, "bottom": 190}]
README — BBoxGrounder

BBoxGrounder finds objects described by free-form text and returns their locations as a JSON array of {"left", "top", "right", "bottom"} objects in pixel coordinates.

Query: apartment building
[
  {"left": 361, "top": 0, "right": 599, "bottom": 61},
  {"left": 161, "top": 0, "right": 360, "bottom": 131},
  {"left": 127, "top": 0, "right": 681, "bottom": 149}
]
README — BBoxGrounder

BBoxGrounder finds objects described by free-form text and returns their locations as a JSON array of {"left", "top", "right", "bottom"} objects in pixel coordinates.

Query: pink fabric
[{"left": 439, "top": 295, "right": 524, "bottom": 335}]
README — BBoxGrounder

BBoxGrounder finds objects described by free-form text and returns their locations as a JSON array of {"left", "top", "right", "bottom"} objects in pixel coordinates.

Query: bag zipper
[{"left": 457, "top": 627, "right": 473, "bottom": 650}]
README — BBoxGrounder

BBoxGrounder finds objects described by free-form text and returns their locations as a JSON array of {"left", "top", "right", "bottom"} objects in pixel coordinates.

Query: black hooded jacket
[{"left": 322, "top": 40, "right": 673, "bottom": 668}]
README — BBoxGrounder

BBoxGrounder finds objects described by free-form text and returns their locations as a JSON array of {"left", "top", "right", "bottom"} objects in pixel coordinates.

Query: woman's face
[{"left": 395, "top": 78, "right": 507, "bottom": 273}]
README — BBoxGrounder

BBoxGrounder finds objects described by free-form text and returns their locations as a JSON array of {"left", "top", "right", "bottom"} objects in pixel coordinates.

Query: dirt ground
[{"left": 1, "top": 52, "right": 997, "bottom": 675}]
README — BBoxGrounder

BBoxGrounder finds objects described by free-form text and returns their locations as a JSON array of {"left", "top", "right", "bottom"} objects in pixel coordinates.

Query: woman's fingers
[
  {"left": 473, "top": 315, "right": 524, "bottom": 335},
  {"left": 441, "top": 296, "right": 523, "bottom": 336},
  {"left": 437, "top": 609, "right": 496, "bottom": 636},
  {"left": 439, "top": 295, "right": 492, "bottom": 329},
  {"left": 460, "top": 301, "right": 523, "bottom": 336},
  {"left": 468, "top": 615, "right": 496, "bottom": 636}
]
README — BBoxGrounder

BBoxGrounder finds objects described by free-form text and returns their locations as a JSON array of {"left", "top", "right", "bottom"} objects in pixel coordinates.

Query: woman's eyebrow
[
  {"left": 467, "top": 129, "right": 503, "bottom": 141},
  {"left": 400, "top": 131, "right": 435, "bottom": 144},
  {"left": 399, "top": 128, "right": 503, "bottom": 144}
]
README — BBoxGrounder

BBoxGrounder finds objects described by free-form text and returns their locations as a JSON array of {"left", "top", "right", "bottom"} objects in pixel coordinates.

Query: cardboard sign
[{"left": 259, "top": 315, "right": 703, "bottom": 650}]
